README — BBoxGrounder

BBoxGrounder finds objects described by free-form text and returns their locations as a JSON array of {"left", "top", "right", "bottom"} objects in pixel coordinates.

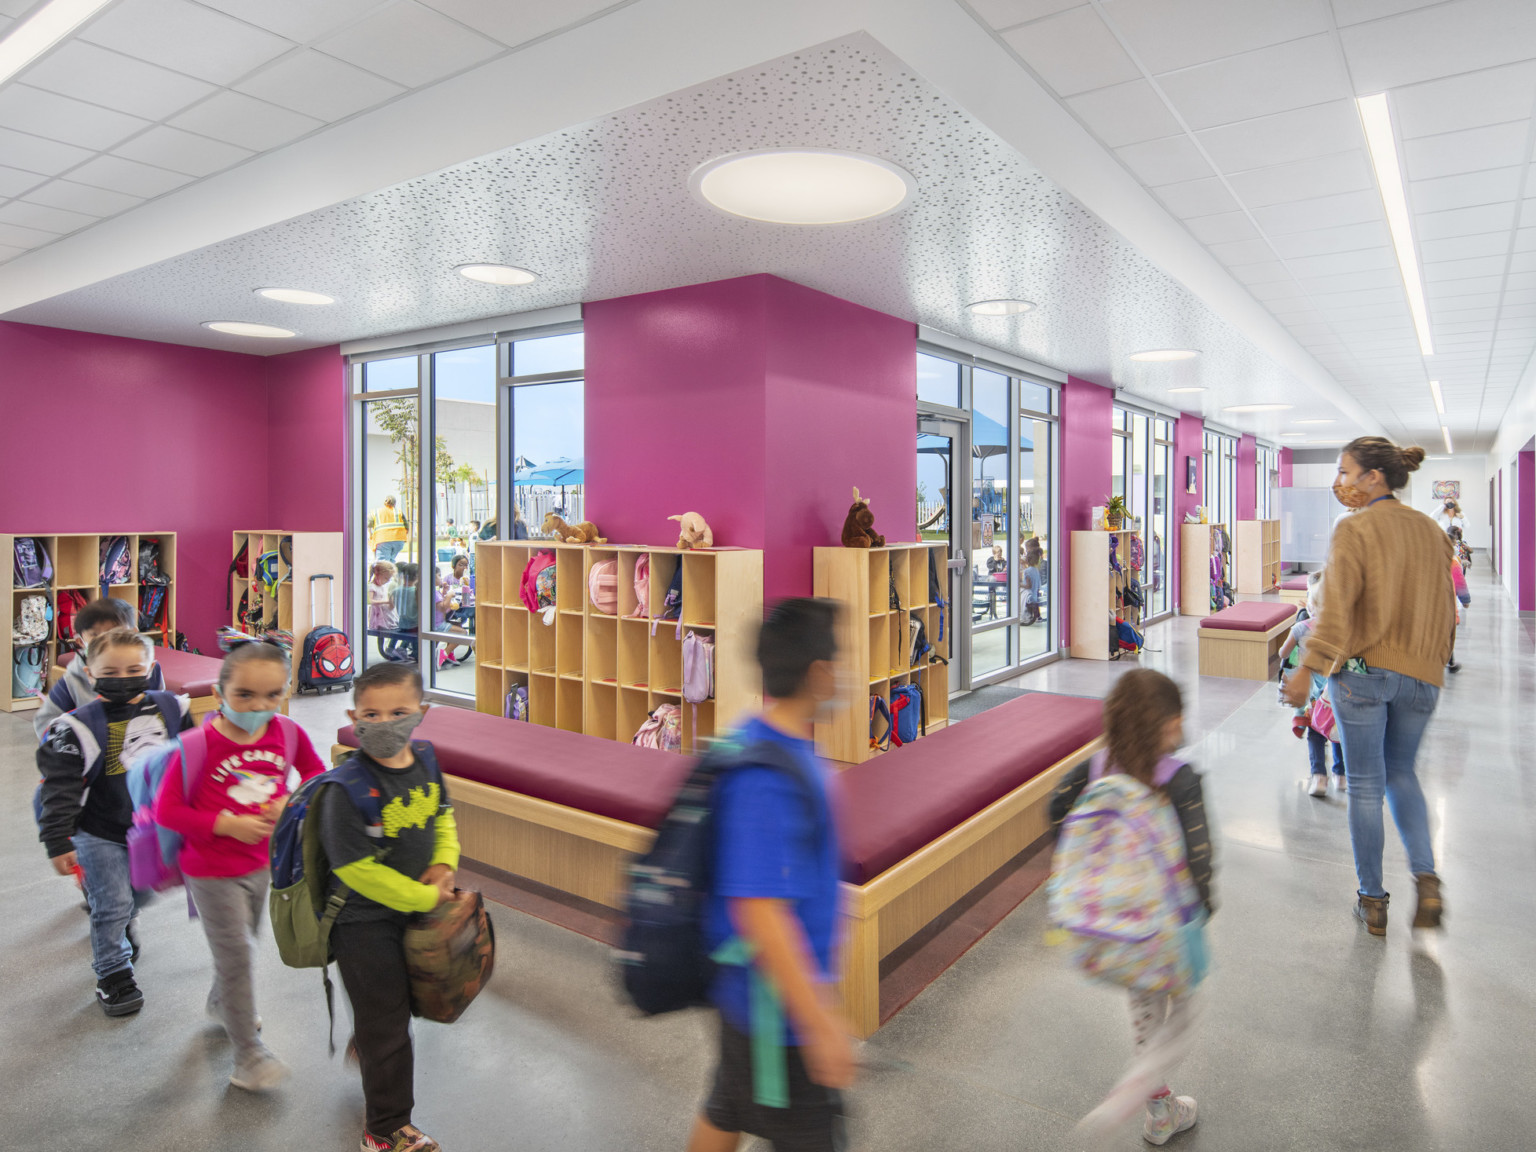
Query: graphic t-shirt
[
  {"left": 1023, "top": 566, "right": 1043, "bottom": 605},
  {"left": 154, "top": 717, "right": 326, "bottom": 878}
]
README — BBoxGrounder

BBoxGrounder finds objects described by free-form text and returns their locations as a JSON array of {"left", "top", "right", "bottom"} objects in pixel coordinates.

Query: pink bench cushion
[
  {"left": 1280, "top": 575, "right": 1309, "bottom": 590},
  {"left": 152, "top": 646, "right": 220, "bottom": 696},
  {"left": 338, "top": 706, "right": 692, "bottom": 829},
  {"left": 1199, "top": 602, "right": 1296, "bottom": 632},
  {"left": 835, "top": 693, "right": 1103, "bottom": 885}
]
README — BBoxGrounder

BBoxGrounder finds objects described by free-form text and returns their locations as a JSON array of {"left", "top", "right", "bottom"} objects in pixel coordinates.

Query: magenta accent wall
[
  {"left": 1059, "top": 376, "right": 1113, "bottom": 646},
  {"left": 585, "top": 274, "right": 915, "bottom": 602},
  {"left": 1237, "top": 434, "right": 1258, "bottom": 521},
  {"left": 1520, "top": 451, "right": 1534, "bottom": 612},
  {"left": 1173, "top": 415, "right": 1204, "bottom": 612},
  {"left": 1279, "top": 447, "right": 1294, "bottom": 487},
  {"left": 0, "top": 321, "right": 345, "bottom": 653}
]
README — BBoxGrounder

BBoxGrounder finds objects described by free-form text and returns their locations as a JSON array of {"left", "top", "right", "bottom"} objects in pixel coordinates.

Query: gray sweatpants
[{"left": 185, "top": 869, "right": 268, "bottom": 1056}]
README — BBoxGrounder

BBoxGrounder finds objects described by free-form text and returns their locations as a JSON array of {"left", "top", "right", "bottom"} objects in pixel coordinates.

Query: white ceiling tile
[
  {"left": 1416, "top": 203, "right": 1519, "bottom": 241},
  {"left": 1434, "top": 305, "right": 1499, "bottom": 322},
  {"left": 18, "top": 41, "right": 217, "bottom": 122},
  {"left": 1410, "top": 167, "right": 1524, "bottom": 213},
  {"left": 1404, "top": 122, "right": 1533, "bottom": 182},
  {"left": 1331, "top": 0, "right": 1441, "bottom": 24},
  {"left": 234, "top": 50, "right": 406, "bottom": 122},
  {"left": 419, "top": 0, "right": 616, "bottom": 48},
  {"left": 1420, "top": 231, "right": 1515, "bottom": 263},
  {"left": 0, "top": 126, "right": 93, "bottom": 176},
  {"left": 1340, "top": 0, "right": 1536, "bottom": 92},
  {"left": 1001, "top": 6, "right": 1140, "bottom": 97},
  {"left": 1520, "top": 198, "right": 1536, "bottom": 228},
  {"left": 1245, "top": 279, "right": 1299, "bottom": 301},
  {"left": 0, "top": 199, "right": 97, "bottom": 232},
  {"left": 1250, "top": 189, "right": 1385, "bottom": 234},
  {"left": 1229, "top": 259, "right": 1289, "bottom": 284},
  {"left": 1423, "top": 254, "right": 1509, "bottom": 280},
  {"left": 1501, "top": 287, "right": 1536, "bottom": 304},
  {"left": 1430, "top": 293, "right": 1504, "bottom": 311},
  {"left": 1514, "top": 226, "right": 1536, "bottom": 251},
  {"left": 1155, "top": 34, "right": 1351, "bottom": 131},
  {"left": 1100, "top": 0, "right": 1332, "bottom": 76},
  {"left": 169, "top": 91, "right": 325, "bottom": 152},
  {"left": 1153, "top": 175, "right": 1240, "bottom": 217},
  {"left": 0, "top": 85, "right": 151, "bottom": 151},
  {"left": 1206, "top": 237, "right": 1276, "bottom": 265},
  {"left": 314, "top": 1, "right": 503, "bottom": 89},
  {"left": 1511, "top": 250, "right": 1536, "bottom": 272},
  {"left": 1182, "top": 210, "right": 1261, "bottom": 244},
  {"left": 112, "top": 125, "right": 254, "bottom": 177},
  {"left": 0, "top": 164, "right": 46, "bottom": 198},
  {"left": 1268, "top": 220, "right": 1392, "bottom": 258},
  {"left": 1195, "top": 99, "right": 1363, "bottom": 174},
  {"left": 0, "top": 220, "right": 59, "bottom": 249},
  {"left": 1065, "top": 80, "right": 1183, "bottom": 148},
  {"left": 1286, "top": 247, "right": 1398, "bottom": 278},
  {"left": 1116, "top": 134, "right": 1214, "bottom": 185},
  {"left": 195, "top": 0, "right": 387, "bottom": 43},
  {"left": 0, "top": 0, "right": 35, "bottom": 14},
  {"left": 0, "top": 244, "right": 27, "bottom": 263},
  {"left": 1226, "top": 150, "right": 1374, "bottom": 208},
  {"left": 1505, "top": 271, "right": 1536, "bottom": 290},
  {"left": 1425, "top": 274, "right": 1504, "bottom": 296},
  {"left": 1306, "top": 286, "right": 1407, "bottom": 306},
  {"left": 963, "top": 0, "right": 1084, "bottom": 28},
  {"left": 1295, "top": 268, "right": 1405, "bottom": 293},
  {"left": 79, "top": 0, "right": 294, "bottom": 86},
  {"left": 1392, "top": 60, "right": 1536, "bottom": 139},
  {"left": 21, "top": 179, "right": 144, "bottom": 216},
  {"left": 65, "top": 154, "right": 195, "bottom": 197}
]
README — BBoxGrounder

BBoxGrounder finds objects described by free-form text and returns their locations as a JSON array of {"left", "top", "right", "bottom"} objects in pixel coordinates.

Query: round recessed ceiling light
[
  {"left": 255, "top": 287, "right": 334, "bottom": 306},
  {"left": 1280, "top": 432, "right": 1308, "bottom": 438},
  {"left": 1128, "top": 349, "right": 1200, "bottom": 362},
  {"left": 457, "top": 263, "right": 538, "bottom": 286},
  {"left": 1167, "top": 386, "right": 1207, "bottom": 393},
  {"left": 968, "top": 299, "right": 1035, "bottom": 316},
  {"left": 203, "top": 321, "right": 296, "bottom": 338},
  {"left": 1292, "top": 419, "right": 1335, "bottom": 425},
  {"left": 690, "top": 149, "right": 915, "bottom": 225},
  {"left": 1223, "top": 403, "right": 1293, "bottom": 413}
]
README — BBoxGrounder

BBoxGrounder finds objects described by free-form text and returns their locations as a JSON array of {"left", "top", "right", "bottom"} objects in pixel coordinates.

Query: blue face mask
[{"left": 221, "top": 704, "right": 278, "bottom": 734}]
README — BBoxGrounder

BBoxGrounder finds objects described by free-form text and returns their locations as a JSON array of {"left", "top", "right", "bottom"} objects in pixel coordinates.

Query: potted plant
[{"left": 1104, "top": 495, "right": 1127, "bottom": 530}]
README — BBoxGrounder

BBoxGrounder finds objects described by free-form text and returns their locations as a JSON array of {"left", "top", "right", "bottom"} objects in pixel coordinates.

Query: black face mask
[{"left": 94, "top": 675, "right": 148, "bottom": 705}]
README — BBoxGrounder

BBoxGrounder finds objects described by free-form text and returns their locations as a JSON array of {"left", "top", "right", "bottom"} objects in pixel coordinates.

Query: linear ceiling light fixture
[
  {"left": 1358, "top": 93, "right": 1433, "bottom": 356},
  {"left": 1223, "top": 403, "right": 1293, "bottom": 413},
  {"left": 1441, "top": 426, "right": 1453, "bottom": 454},
  {"left": 0, "top": 0, "right": 115, "bottom": 85},
  {"left": 1293, "top": 419, "right": 1335, "bottom": 425},
  {"left": 1429, "top": 379, "right": 1445, "bottom": 415},
  {"left": 1167, "top": 386, "right": 1207, "bottom": 393},
  {"left": 1128, "top": 349, "right": 1199, "bottom": 362}
]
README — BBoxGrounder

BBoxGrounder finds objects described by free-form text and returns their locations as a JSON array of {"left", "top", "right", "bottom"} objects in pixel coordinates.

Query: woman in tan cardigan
[{"left": 1282, "top": 438, "right": 1453, "bottom": 937}]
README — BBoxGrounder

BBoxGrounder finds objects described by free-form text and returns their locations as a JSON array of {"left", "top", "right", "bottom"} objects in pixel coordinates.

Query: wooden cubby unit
[
  {"left": 813, "top": 543, "right": 951, "bottom": 765},
  {"left": 1069, "top": 530, "right": 1143, "bottom": 661},
  {"left": 1235, "top": 519, "right": 1281, "bottom": 595},
  {"left": 1179, "top": 523, "right": 1229, "bottom": 618},
  {"left": 230, "top": 531, "right": 343, "bottom": 693},
  {"left": 3, "top": 532, "right": 180, "bottom": 712},
  {"left": 471, "top": 542, "right": 762, "bottom": 753}
]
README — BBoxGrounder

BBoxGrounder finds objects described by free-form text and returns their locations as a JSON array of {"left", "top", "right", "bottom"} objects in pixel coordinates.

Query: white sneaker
[
  {"left": 206, "top": 991, "right": 261, "bottom": 1032},
  {"left": 1308, "top": 774, "right": 1328, "bottom": 797},
  {"left": 230, "top": 1046, "right": 290, "bottom": 1092},
  {"left": 1334, "top": 773, "right": 1348, "bottom": 794},
  {"left": 1143, "top": 1094, "right": 1197, "bottom": 1145}
]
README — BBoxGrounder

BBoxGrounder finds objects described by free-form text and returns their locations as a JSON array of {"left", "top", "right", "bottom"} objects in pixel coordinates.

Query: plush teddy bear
[
  {"left": 668, "top": 512, "right": 714, "bottom": 550},
  {"left": 541, "top": 513, "right": 606, "bottom": 544},
  {"left": 841, "top": 487, "right": 885, "bottom": 548}
]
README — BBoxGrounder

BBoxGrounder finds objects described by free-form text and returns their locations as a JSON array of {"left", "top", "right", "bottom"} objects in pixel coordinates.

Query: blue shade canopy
[{"left": 524, "top": 457, "right": 584, "bottom": 485}]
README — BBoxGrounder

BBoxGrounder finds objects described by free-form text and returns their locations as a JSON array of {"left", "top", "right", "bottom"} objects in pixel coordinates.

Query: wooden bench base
[
  {"left": 1279, "top": 588, "right": 1308, "bottom": 607},
  {"left": 1198, "top": 615, "right": 1295, "bottom": 680}
]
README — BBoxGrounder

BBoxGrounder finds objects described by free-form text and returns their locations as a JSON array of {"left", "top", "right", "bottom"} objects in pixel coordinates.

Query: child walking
[
  {"left": 36, "top": 628, "right": 192, "bottom": 1015},
  {"left": 1049, "top": 670, "right": 1214, "bottom": 1147},
  {"left": 370, "top": 559, "right": 399, "bottom": 661},
  {"left": 33, "top": 597, "right": 166, "bottom": 741},
  {"left": 326, "top": 660, "right": 459, "bottom": 1152},
  {"left": 1277, "top": 573, "right": 1346, "bottom": 796},
  {"left": 388, "top": 563, "right": 420, "bottom": 663},
  {"left": 152, "top": 641, "right": 325, "bottom": 1090}
]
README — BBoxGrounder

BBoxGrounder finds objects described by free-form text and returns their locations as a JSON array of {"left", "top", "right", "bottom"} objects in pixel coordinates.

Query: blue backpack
[
  {"left": 890, "top": 683, "right": 924, "bottom": 745},
  {"left": 617, "top": 737, "right": 821, "bottom": 1016}
]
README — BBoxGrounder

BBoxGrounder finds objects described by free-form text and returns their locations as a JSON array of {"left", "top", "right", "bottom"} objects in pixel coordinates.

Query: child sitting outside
[
  {"left": 152, "top": 641, "right": 326, "bottom": 1091},
  {"left": 369, "top": 559, "right": 399, "bottom": 660},
  {"left": 387, "top": 563, "right": 420, "bottom": 663},
  {"left": 1277, "top": 573, "right": 1346, "bottom": 797},
  {"left": 36, "top": 628, "right": 192, "bottom": 1015},
  {"left": 325, "top": 661, "right": 460, "bottom": 1152},
  {"left": 33, "top": 597, "right": 166, "bottom": 741},
  {"left": 1049, "top": 669, "right": 1213, "bottom": 1146}
]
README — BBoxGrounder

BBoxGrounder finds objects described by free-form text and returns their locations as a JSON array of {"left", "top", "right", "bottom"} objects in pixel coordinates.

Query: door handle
[{"left": 947, "top": 559, "right": 967, "bottom": 571}]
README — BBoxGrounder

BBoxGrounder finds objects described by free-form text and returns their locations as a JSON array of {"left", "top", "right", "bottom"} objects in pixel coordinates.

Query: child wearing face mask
[
  {"left": 324, "top": 660, "right": 458, "bottom": 1152},
  {"left": 152, "top": 640, "right": 325, "bottom": 1090},
  {"left": 36, "top": 628, "right": 192, "bottom": 1016},
  {"left": 33, "top": 596, "right": 166, "bottom": 742}
]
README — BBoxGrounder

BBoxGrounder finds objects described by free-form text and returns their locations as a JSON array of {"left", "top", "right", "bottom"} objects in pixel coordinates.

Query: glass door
[{"left": 918, "top": 413, "right": 971, "bottom": 690}]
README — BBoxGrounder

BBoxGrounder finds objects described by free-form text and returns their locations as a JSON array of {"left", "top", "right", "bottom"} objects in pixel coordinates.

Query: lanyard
[
  {"left": 711, "top": 937, "right": 790, "bottom": 1108},
  {"left": 1367, "top": 495, "right": 1395, "bottom": 506}
]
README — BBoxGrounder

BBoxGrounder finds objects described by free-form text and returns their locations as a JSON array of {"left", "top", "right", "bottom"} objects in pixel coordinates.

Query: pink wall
[
  {"left": 0, "top": 321, "right": 346, "bottom": 653},
  {"left": 585, "top": 274, "right": 916, "bottom": 602},
  {"left": 1237, "top": 434, "right": 1258, "bottom": 521},
  {"left": 1520, "top": 451, "right": 1534, "bottom": 612},
  {"left": 1173, "top": 415, "right": 1204, "bottom": 612},
  {"left": 1279, "top": 447, "right": 1293, "bottom": 487},
  {"left": 1059, "top": 376, "right": 1113, "bottom": 646}
]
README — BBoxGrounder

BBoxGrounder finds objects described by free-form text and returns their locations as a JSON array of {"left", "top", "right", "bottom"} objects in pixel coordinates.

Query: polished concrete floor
[{"left": 2, "top": 563, "right": 1531, "bottom": 1150}]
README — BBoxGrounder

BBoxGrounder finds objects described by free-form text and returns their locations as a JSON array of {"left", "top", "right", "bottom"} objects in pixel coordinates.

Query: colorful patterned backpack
[
  {"left": 633, "top": 702, "right": 682, "bottom": 752},
  {"left": 403, "top": 889, "right": 496, "bottom": 1024}
]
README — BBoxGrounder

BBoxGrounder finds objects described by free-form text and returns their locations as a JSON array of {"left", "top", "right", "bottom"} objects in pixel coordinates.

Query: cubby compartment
[
  {"left": 867, "top": 613, "right": 889, "bottom": 681},
  {"left": 681, "top": 552, "right": 717, "bottom": 625},
  {"left": 476, "top": 606, "right": 502, "bottom": 667},
  {"left": 888, "top": 549, "right": 910, "bottom": 611},
  {"left": 683, "top": 699, "right": 715, "bottom": 755},
  {"left": 503, "top": 607, "right": 529, "bottom": 670},
  {"left": 475, "top": 664, "right": 504, "bottom": 715},
  {"left": 586, "top": 549, "right": 617, "bottom": 616},
  {"left": 476, "top": 546, "right": 502, "bottom": 605},
  {"left": 588, "top": 615, "right": 617, "bottom": 683},
  {"left": 529, "top": 672, "right": 557, "bottom": 726},
  {"left": 587, "top": 682, "right": 617, "bottom": 741},
  {"left": 556, "top": 677, "right": 584, "bottom": 733},
  {"left": 865, "top": 549, "right": 890, "bottom": 611},
  {"left": 890, "top": 613, "right": 908, "bottom": 676},
  {"left": 555, "top": 549, "right": 585, "bottom": 612},
  {"left": 907, "top": 546, "right": 932, "bottom": 608},
  {"left": 529, "top": 613, "right": 556, "bottom": 673},
  {"left": 650, "top": 628, "right": 683, "bottom": 694},
  {"left": 53, "top": 536, "right": 95, "bottom": 588},
  {"left": 619, "top": 687, "right": 650, "bottom": 742},
  {"left": 647, "top": 551, "right": 680, "bottom": 617},
  {"left": 557, "top": 613, "right": 584, "bottom": 678}
]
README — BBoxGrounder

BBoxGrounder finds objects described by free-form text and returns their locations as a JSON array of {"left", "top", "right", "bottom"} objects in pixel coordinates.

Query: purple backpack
[
  {"left": 100, "top": 535, "right": 131, "bottom": 588},
  {"left": 13, "top": 537, "right": 52, "bottom": 588}
]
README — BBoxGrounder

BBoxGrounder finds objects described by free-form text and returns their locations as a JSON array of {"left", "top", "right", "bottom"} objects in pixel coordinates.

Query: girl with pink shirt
[{"left": 153, "top": 642, "right": 325, "bottom": 1092}]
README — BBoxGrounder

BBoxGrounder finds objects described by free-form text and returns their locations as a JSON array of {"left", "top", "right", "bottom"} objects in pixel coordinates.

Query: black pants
[
  {"left": 704, "top": 1018, "right": 847, "bottom": 1152},
  {"left": 333, "top": 918, "right": 414, "bottom": 1136}
]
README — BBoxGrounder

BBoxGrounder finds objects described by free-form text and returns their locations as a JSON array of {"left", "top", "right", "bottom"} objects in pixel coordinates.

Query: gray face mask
[{"left": 355, "top": 712, "right": 425, "bottom": 761}]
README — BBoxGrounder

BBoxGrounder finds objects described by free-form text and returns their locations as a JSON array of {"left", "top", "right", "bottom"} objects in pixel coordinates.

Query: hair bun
[{"left": 1400, "top": 445, "right": 1426, "bottom": 472}]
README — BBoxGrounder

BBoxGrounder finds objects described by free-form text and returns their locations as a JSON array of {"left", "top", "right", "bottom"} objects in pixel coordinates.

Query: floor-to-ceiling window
[
  {"left": 1256, "top": 442, "right": 1279, "bottom": 519},
  {"left": 1113, "top": 404, "right": 1175, "bottom": 623},
  {"left": 1152, "top": 418, "right": 1173, "bottom": 616},
  {"left": 1203, "top": 429, "right": 1238, "bottom": 543}
]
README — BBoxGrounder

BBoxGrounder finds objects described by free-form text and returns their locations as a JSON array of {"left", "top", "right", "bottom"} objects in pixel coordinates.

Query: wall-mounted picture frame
[
  {"left": 1186, "top": 455, "right": 1197, "bottom": 495},
  {"left": 1432, "top": 480, "right": 1460, "bottom": 501}
]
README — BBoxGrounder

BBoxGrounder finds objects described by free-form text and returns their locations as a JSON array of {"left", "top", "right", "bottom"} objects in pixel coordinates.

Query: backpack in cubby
[
  {"left": 13, "top": 537, "right": 51, "bottom": 588},
  {"left": 99, "top": 536, "right": 130, "bottom": 588},
  {"left": 633, "top": 703, "right": 682, "bottom": 752},
  {"left": 138, "top": 540, "right": 169, "bottom": 586},
  {"left": 589, "top": 559, "right": 618, "bottom": 615},
  {"left": 505, "top": 686, "right": 529, "bottom": 721},
  {"left": 628, "top": 554, "right": 650, "bottom": 618},
  {"left": 15, "top": 595, "right": 51, "bottom": 644},
  {"left": 520, "top": 551, "right": 557, "bottom": 615}
]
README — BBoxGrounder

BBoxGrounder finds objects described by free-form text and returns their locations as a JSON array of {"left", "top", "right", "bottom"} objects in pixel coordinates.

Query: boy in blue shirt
[{"left": 690, "top": 598, "right": 854, "bottom": 1152}]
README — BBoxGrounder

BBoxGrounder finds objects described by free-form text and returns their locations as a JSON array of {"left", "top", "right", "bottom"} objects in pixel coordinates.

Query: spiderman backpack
[{"left": 297, "top": 574, "right": 353, "bottom": 694}]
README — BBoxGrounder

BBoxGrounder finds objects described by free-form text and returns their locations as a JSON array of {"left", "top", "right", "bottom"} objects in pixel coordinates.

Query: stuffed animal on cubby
[
  {"left": 668, "top": 512, "right": 714, "bottom": 550},
  {"left": 541, "top": 513, "right": 606, "bottom": 544},
  {"left": 841, "top": 487, "right": 885, "bottom": 549}
]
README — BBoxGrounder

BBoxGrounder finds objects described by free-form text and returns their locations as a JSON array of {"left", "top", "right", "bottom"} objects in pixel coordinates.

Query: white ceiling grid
[
  {"left": 978, "top": 0, "right": 1536, "bottom": 451},
  {"left": 0, "top": 0, "right": 626, "bottom": 265}
]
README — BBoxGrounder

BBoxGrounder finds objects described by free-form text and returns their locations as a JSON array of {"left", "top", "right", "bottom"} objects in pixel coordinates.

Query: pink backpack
[
  {"left": 682, "top": 631, "right": 714, "bottom": 705},
  {"left": 628, "top": 554, "right": 650, "bottom": 618},
  {"left": 632, "top": 702, "right": 681, "bottom": 752},
  {"left": 520, "top": 551, "right": 556, "bottom": 614},
  {"left": 589, "top": 559, "right": 618, "bottom": 615}
]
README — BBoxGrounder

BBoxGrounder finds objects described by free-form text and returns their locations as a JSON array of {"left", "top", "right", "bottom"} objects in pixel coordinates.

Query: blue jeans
[
  {"left": 73, "top": 831, "right": 149, "bottom": 980},
  {"left": 375, "top": 541, "right": 404, "bottom": 563},
  {"left": 1306, "top": 727, "right": 1345, "bottom": 776},
  {"left": 1328, "top": 669, "right": 1438, "bottom": 899}
]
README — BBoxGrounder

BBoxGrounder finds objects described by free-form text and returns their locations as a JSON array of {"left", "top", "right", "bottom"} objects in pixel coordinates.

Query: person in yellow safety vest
[{"left": 370, "top": 495, "right": 409, "bottom": 563}]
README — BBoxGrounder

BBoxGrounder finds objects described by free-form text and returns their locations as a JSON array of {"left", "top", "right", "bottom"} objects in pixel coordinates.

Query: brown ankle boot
[
  {"left": 1355, "top": 893, "right": 1389, "bottom": 936},
  {"left": 1413, "top": 873, "right": 1444, "bottom": 929}
]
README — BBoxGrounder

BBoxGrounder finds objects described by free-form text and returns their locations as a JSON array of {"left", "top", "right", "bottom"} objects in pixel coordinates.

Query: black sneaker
[
  {"left": 1447, "top": 660, "right": 1461, "bottom": 673},
  {"left": 126, "top": 919, "right": 140, "bottom": 963},
  {"left": 97, "top": 972, "right": 144, "bottom": 1017}
]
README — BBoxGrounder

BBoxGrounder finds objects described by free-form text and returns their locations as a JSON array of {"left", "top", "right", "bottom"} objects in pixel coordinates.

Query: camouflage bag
[{"left": 404, "top": 888, "right": 496, "bottom": 1024}]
